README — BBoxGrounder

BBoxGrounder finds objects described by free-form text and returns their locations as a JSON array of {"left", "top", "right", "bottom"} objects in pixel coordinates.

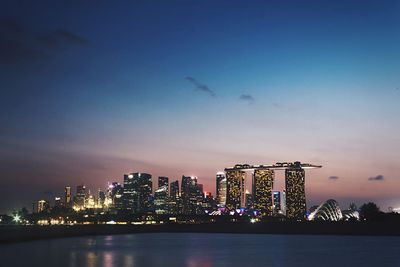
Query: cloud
[
  {"left": 185, "top": 76, "right": 215, "bottom": 97},
  {"left": 0, "top": 16, "right": 87, "bottom": 65},
  {"left": 368, "top": 175, "right": 384, "bottom": 181},
  {"left": 328, "top": 176, "right": 339, "bottom": 180},
  {"left": 38, "top": 29, "right": 88, "bottom": 49},
  {"left": 239, "top": 94, "right": 255, "bottom": 104}
]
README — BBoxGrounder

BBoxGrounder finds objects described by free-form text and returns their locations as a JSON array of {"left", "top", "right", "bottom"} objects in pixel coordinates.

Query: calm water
[{"left": 1, "top": 233, "right": 400, "bottom": 267}]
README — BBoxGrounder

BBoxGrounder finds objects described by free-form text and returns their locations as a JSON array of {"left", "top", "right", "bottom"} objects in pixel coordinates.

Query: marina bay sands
[{"left": 221, "top": 162, "right": 322, "bottom": 220}]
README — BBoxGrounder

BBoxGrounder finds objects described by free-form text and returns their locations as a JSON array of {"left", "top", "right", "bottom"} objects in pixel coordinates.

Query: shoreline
[{"left": 2, "top": 221, "right": 400, "bottom": 244}]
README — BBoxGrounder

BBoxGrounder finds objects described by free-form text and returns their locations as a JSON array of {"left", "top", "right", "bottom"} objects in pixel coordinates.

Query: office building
[
  {"left": 74, "top": 185, "right": 86, "bottom": 208},
  {"left": 216, "top": 172, "right": 227, "bottom": 207},
  {"left": 37, "top": 199, "right": 49, "bottom": 213},
  {"left": 64, "top": 186, "right": 72, "bottom": 207}
]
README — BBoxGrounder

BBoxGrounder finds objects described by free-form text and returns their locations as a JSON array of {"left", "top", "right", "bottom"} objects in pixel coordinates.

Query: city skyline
[
  {"left": 1, "top": 1, "right": 400, "bottom": 213},
  {"left": 23, "top": 161, "right": 323, "bottom": 221}
]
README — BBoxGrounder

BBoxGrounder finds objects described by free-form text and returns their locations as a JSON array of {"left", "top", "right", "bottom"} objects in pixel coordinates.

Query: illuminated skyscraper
[
  {"left": 65, "top": 186, "right": 72, "bottom": 207},
  {"left": 75, "top": 185, "right": 86, "bottom": 208},
  {"left": 216, "top": 172, "right": 227, "bottom": 207},
  {"left": 154, "top": 185, "right": 168, "bottom": 214},
  {"left": 225, "top": 169, "right": 245, "bottom": 210},
  {"left": 181, "top": 175, "right": 200, "bottom": 214},
  {"left": 158, "top": 176, "right": 169, "bottom": 194},
  {"left": 123, "top": 174, "right": 138, "bottom": 212},
  {"left": 137, "top": 173, "right": 152, "bottom": 213},
  {"left": 252, "top": 169, "right": 274, "bottom": 216},
  {"left": 123, "top": 172, "right": 152, "bottom": 213},
  {"left": 169, "top": 180, "right": 180, "bottom": 214},
  {"left": 98, "top": 190, "right": 106, "bottom": 207},
  {"left": 154, "top": 176, "right": 169, "bottom": 214},
  {"left": 285, "top": 162, "right": 306, "bottom": 220},
  {"left": 54, "top": 197, "right": 63, "bottom": 208},
  {"left": 273, "top": 191, "right": 281, "bottom": 214},
  {"left": 37, "top": 199, "right": 49, "bottom": 213},
  {"left": 181, "top": 175, "right": 191, "bottom": 214},
  {"left": 109, "top": 182, "right": 124, "bottom": 210}
]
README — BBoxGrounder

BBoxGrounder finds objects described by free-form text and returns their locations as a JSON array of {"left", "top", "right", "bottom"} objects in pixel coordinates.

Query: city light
[{"left": 13, "top": 214, "right": 21, "bottom": 223}]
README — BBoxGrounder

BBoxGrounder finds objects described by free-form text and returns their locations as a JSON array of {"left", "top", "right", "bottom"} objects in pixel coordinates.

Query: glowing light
[
  {"left": 250, "top": 218, "right": 257, "bottom": 223},
  {"left": 13, "top": 214, "right": 21, "bottom": 223}
]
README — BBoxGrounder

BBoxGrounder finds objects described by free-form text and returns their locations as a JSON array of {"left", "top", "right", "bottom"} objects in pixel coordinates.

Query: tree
[{"left": 359, "top": 202, "right": 381, "bottom": 221}]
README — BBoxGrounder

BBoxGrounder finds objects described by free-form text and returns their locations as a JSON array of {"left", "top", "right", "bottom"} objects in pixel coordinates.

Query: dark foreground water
[{"left": 1, "top": 233, "right": 400, "bottom": 267}]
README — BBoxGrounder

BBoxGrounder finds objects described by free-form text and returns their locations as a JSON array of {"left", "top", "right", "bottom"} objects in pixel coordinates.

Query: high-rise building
[
  {"left": 169, "top": 180, "right": 180, "bottom": 214},
  {"left": 273, "top": 191, "right": 281, "bottom": 214},
  {"left": 75, "top": 185, "right": 86, "bottom": 208},
  {"left": 54, "top": 197, "right": 63, "bottom": 208},
  {"left": 123, "top": 173, "right": 152, "bottom": 213},
  {"left": 154, "top": 185, "right": 168, "bottom": 214},
  {"left": 110, "top": 182, "right": 124, "bottom": 210},
  {"left": 158, "top": 176, "right": 169, "bottom": 192},
  {"left": 252, "top": 169, "right": 274, "bottom": 216},
  {"left": 181, "top": 175, "right": 191, "bottom": 214},
  {"left": 137, "top": 173, "right": 152, "bottom": 213},
  {"left": 170, "top": 180, "right": 179, "bottom": 199},
  {"left": 65, "top": 186, "right": 72, "bottom": 207},
  {"left": 154, "top": 176, "right": 169, "bottom": 214},
  {"left": 37, "top": 199, "right": 49, "bottom": 213},
  {"left": 225, "top": 170, "right": 245, "bottom": 210},
  {"left": 181, "top": 175, "right": 200, "bottom": 214},
  {"left": 98, "top": 190, "right": 106, "bottom": 207},
  {"left": 216, "top": 172, "right": 227, "bottom": 207},
  {"left": 123, "top": 174, "right": 139, "bottom": 212},
  {"left": 285, "top": 162, "right": 306, "bottom": 220}
]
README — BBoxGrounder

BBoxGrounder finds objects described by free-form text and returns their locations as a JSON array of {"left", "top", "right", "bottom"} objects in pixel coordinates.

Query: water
[{"left": 1, "top": 233, "right": 400, "bottom": 267}]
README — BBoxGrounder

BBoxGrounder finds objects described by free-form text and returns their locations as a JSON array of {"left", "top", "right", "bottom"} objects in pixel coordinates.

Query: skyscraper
[
  {"left": 181, "top": 175, "right": 191, "bottom": 214},
  {"left": 137, "top": 173, "right": 152, "bottom": 213},
  {"left": 158, "top": 176, "right": 169, "bottom": 192},
  {"left": 65, "top": 186, "right": 71, "bottom": 207},
  {"left": 154, "top": 186, "right": 168, "bottom": 214},
  {"left": 109, "top": 182, "right": 124, "bottom": 210},
  {"left": 285, "top": 162, "right": 306, "bottom": 220},
  {"left": 54, "top": 197, "right": 63, "bottom": 208},
  {"left": 123, "top": 174, "right": 139, "bottom": 212},
  {"left": 37, "top": 199, "right": 49, "bottom": 213},
  {"left": 154, "top": 176, "right": 169, "bottom": 214},
  {"left": 216, "top": 172, "right": 227, "bottom": 207},
  {"left": 169, "top": 180, "right": 180, "bottom": 214},
  {"left": 252, "top": 169, "right": 274, "bottom": 216},
  {"left": 225, "top": 170, "right": 245, "bottom": 211},
  {"left": 273, "top": 191, "right": 281, "bottom": 214},
  {"left": 123, "top": 172, "right": 152, "bottom": 213},
  {"left": 181, "top": 175, "right": 199, "bottom": 214},
  {"left": 75, "top": 185, "right": 86, "bottom": 208}
]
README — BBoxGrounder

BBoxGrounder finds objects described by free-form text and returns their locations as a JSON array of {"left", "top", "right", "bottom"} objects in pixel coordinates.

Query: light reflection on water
[{"left": 1, "top": 233, "right": 400, "bottom": 267}]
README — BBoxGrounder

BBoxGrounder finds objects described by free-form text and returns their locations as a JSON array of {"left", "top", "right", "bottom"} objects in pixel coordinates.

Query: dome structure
[{"left": 308, "top": 199, "right": 343, "bottom": 221}]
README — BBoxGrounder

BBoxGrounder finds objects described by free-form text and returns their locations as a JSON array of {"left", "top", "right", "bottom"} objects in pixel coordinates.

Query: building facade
[
  {"left": 216, "top": 172, "right": 227, "bottom": 207},
  {"left": 225, "top": 170, "right": 245, "bottom": 211},
  {"left": 252, "top": 169, "right": 274, "bottom": 216},
  {"left": 285, "top": 162, "right": 306, "bottom": 220}
]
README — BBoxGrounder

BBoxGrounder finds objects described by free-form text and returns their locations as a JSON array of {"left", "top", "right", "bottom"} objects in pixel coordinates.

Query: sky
[{"left": 0, "top": 0, "right": 399, "bottom": 213}]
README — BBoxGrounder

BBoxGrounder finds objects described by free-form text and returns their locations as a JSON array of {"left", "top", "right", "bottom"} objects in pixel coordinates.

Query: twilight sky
[{"left": 1, "top": 0, "right": 399, "bottom": 213}]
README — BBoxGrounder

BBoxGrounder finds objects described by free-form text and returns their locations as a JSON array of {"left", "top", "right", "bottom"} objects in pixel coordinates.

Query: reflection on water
[{"left": 1, "top": 233, "right": 400, "bottom": 267}]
